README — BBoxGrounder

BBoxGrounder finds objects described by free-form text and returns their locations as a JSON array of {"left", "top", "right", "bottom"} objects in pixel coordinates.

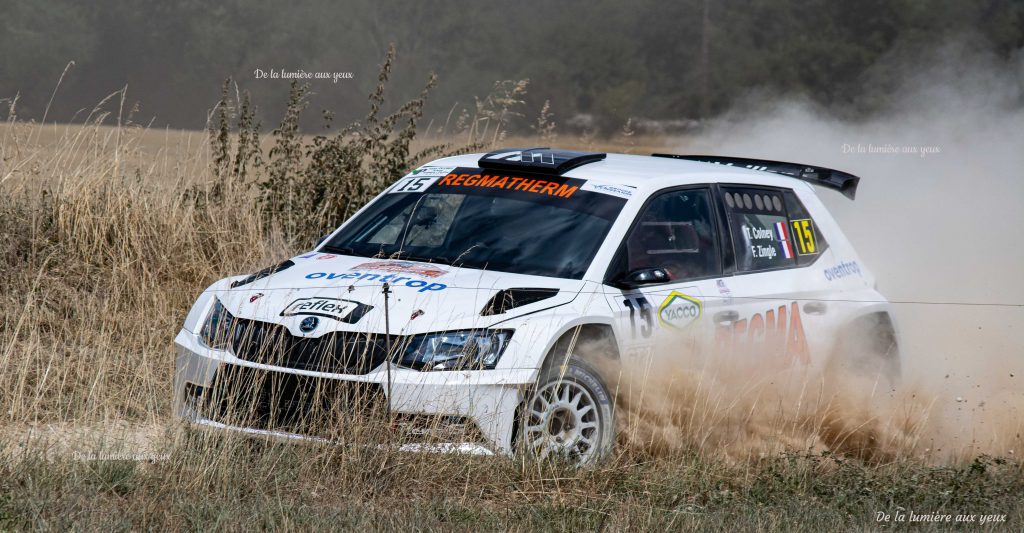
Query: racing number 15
[
  {"left": 391, "top": 176, "right": 433, "bottom": 193},
  {"left": 790, "top": 219, "right": 817, "bottom": 255},
  {"left": 623, "top": 296, "right": 653, "bottom": 338}
]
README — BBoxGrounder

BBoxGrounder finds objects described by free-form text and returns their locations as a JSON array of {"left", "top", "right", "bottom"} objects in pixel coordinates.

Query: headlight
[
  {"left": 399, "top": 330, "right": 513, "bottom": 371},
  {"left": 199, "top": 299, "right": 235, "bottom": 350}
]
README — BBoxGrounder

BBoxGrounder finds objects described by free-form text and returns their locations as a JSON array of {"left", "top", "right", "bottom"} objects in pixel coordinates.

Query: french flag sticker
[{"left": 774, "top": 222, "right": 794, "bottom": 259}]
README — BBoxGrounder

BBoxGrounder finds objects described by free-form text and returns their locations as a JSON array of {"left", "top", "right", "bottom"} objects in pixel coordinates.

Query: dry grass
[{"left": 1, "top": 120, "right": 1022, "bottom": 531}]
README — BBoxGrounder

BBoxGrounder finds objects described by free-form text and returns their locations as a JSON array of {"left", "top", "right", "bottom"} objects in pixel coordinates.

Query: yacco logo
[
  {"left": 657, "top": 291, "right": 702, "bottom": 330},
  {"left": 823, "top": 261, "right": 861, "bottom": 281},
  {"left": 304, "top": 272, "right": 447, "bottom": 293}
]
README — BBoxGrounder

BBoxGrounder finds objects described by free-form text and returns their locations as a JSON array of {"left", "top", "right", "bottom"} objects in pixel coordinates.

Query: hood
[{"left": 216, "top": 252, "right": 585, "bottom": 338}]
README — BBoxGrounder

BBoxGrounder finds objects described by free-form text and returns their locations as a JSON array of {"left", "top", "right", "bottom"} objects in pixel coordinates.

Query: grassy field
[{"left": 1, "top": 119, "right": 1022, "bottom": 531}]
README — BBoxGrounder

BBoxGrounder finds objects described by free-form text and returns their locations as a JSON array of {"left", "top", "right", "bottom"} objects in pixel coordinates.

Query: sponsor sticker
[
  {"left": 408, "top": 165, "right": 456, "bottom": 177},
  {"left": 386, "top": 166, "right": 457, "bottom": 194},
  {"left": 716, "top": 279, "right": 732, "bottom": 298},
  {"left": 823, "top": 261, "right": 861, "bottom": 282},
  {"left": 657, "top": 291, "right": 702, "bottom": 330},
  {"left": 715, "top": 302, "right": 809, "bottom": 366},
  {"left": 280, "top": 297, "right": 372, "bottom": 322},
  {"left": 435, "top": 171, "right": 581, "bottom": 198},
  {"left": 352, "top": 260, "right": 447, "bottom": 278},
  {"left": 304, "top": 271, "right": 448, "bottom": 293},
  {"left": 581, "top": 182, "right": 634, "bottom": 199},
  {"left": 249, "top": 293, "right": 264, "bottom": 303}
]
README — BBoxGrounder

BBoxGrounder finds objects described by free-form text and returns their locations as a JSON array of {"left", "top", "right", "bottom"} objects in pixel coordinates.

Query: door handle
[
  {"left": 713, "top": 310, "right": 739, "bottom": 326},
  {"left": 803, "top": 301, "right": 828, "bottom": 315}
]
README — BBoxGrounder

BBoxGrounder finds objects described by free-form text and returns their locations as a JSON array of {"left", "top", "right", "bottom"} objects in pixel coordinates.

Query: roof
[{"left": 425, "top": 151, "right": 817, "bottom": 196}]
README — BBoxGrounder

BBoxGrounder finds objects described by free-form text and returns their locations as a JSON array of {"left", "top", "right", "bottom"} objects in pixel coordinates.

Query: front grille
[
  {"left": 198, "top": 365, "right": 384, "bottom": 434},
  {"left": 229, "top": 317, "right": 390, "bottom": 374}
]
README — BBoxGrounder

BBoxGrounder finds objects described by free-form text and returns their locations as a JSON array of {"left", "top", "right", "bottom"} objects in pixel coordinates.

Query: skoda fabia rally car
[{"left": 174, "top": 148, "right": 899, "bottom": 464}]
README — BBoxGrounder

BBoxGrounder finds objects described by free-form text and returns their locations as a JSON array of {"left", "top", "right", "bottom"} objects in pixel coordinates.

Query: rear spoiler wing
[{"left": 651, "top": 154, "right": 861, "bottom": 200}]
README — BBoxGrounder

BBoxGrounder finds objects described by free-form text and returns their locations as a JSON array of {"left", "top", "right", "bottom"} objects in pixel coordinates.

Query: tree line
[{"left": 2, "top": 0, "right": 1021, "bottom": 133}]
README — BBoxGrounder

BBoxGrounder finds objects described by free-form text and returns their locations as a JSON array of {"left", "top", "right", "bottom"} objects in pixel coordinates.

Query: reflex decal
[{"left": 280, "top": 297, "right": 373, "bottom": 323}]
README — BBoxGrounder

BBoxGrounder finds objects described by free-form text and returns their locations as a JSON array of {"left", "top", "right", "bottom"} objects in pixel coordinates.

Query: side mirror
[
  {"left": 315, "top": 234, "right": 331, "bottom": 248},
  {"left": 610, "top": 267, "right": 670, "bottom": 289}
]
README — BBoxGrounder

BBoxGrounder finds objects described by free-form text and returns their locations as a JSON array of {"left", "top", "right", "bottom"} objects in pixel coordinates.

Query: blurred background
[{"left": 2, "top": 0, "right": 1022, "bottom": 133}]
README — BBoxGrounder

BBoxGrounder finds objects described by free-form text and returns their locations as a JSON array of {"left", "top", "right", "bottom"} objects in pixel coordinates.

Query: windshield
[{"left": 322, "top": 167, "right": 627, "bottom": 279}]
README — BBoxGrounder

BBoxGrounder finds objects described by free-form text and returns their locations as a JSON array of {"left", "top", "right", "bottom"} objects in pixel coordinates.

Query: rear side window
[{"left": 720, "top": 186, "right": 827, "bottom": 272}]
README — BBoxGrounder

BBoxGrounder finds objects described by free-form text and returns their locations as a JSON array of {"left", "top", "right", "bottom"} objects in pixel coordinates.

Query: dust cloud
[{"left": 619, "top": 42, "right": 1023, "bottom": 463}]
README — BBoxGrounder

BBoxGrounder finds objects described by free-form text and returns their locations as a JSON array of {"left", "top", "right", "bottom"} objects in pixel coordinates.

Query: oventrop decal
[{"left": 304, "top": 271, "right": 447, "bottom": 292}]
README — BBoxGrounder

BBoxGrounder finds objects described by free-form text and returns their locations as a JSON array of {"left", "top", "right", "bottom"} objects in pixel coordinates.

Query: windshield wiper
[{"left": 319, "top": 245, "right": 358, "bottom": 256}]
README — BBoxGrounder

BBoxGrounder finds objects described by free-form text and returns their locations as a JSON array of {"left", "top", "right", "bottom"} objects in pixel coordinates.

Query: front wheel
[{"left": 517, "top": 359, "right": 616, "bottom": 465}]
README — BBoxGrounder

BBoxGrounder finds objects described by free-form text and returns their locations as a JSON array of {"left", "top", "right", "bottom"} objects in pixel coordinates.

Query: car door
[
  {"left": 602, "top": 186, "right": 727, "bottom": 361},
  {"left": 710, "top": 185, "right": 838, "bottom": 371}
]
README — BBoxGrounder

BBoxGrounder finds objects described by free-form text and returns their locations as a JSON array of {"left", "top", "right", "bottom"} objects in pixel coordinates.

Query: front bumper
[{"left": 173, "top": 329, "right": 535, "bottom": 454}]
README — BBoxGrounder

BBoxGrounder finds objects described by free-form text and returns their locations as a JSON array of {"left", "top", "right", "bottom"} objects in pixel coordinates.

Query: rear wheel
[{"left": 826, "top": 313, "right": 901, "bottom": 388}]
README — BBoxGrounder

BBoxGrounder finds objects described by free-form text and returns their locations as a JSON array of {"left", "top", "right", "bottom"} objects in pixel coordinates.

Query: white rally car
[{"left": 174, "top": 148, "right": 899, "bottom": 464}]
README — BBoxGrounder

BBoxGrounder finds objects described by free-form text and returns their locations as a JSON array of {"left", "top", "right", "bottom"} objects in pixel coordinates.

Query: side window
[
  {"left": 621, "top": 188, "right": 722, "bottom": 281},
  {"left": 721, "top": 186, "right": 827, "bottom": 272}
]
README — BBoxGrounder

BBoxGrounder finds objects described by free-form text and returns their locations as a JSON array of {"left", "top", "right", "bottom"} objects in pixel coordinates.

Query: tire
[
  {"left": 516, "top": 357, "right": 616, "bottom": 465},
  {"left": 826, "top": 313, "right": 901, "bottom": 389}
]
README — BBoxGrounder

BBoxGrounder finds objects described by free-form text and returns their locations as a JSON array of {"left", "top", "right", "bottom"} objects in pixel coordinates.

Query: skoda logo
[{"left": 299, "top": 316, "right": 319, "bottom": 333}]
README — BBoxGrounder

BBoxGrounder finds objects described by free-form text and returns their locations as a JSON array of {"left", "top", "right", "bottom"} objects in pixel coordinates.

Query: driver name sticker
[{"left": 657, "top": 291, "right": 702, "bottom": 330}]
